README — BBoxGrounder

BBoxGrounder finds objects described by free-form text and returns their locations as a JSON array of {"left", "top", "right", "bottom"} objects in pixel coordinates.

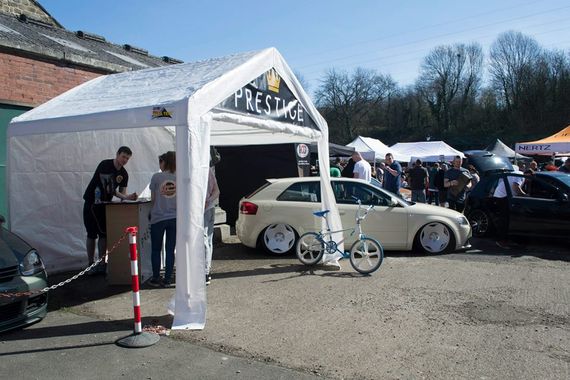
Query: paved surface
[
  {"left": 2, "top": 236, "right": 569, "bottom": 379},
  {"left": 0, "top": 310, "right": 319, "bottom": 380}
]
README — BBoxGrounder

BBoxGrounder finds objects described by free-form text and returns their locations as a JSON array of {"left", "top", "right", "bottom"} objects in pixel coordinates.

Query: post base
[{"left": 116, "top": 331, "right": 160, "bottom": 348}]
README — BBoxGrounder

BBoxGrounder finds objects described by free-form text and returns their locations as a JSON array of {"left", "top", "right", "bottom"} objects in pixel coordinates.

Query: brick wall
[{"left": 0, "top": 52, "right": 102, "bottom": 106}]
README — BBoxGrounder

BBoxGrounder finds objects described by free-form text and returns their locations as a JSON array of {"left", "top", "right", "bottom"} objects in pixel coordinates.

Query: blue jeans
[
  {"left": 151, "top": 218, "right": 176, "bottom": 281},
  {"left": 204, "top": 207, "right": 215, "bottom": 275}
]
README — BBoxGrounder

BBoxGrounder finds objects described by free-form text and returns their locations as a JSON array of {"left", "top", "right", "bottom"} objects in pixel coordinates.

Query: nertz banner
[{"left": 217, "top": 68, "right": 318, "bottom": 129}]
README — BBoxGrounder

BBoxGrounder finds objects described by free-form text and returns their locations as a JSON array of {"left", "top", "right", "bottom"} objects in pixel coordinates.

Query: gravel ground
[{"left": 48, "top": 236, "right": 570, "bottom": 380}]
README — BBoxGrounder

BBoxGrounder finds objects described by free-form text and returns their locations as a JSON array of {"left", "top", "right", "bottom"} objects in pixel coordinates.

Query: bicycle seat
[{"left": 313, "top": 210, "right": 330, "bottom": 218}]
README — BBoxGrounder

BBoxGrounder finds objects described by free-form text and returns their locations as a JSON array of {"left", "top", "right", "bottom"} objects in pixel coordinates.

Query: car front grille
[
  {"left": 0, "top": 265, "right": 19, "bottom": 282},
  {"left": 26, "top": 294, "right": 47, "bottom": 312},
  {"left": 0, "top": 301, "right": 24, "bottom": 323}
]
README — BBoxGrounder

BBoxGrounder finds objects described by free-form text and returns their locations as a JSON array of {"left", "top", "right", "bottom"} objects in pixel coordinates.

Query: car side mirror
[
  {"left": 0, "top": 214, "right": 5, "bottom": 225},
  {"left": 557, "top": 193, "right": 569, "bottom": 203},
  {"left": 388, "top": 198, "right": 399, "bottom": 207}
]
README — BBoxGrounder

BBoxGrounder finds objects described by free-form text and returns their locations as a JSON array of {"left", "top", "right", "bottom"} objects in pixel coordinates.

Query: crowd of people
[{"left": 330, "top": 152, "right": 570, "bottom": 214}]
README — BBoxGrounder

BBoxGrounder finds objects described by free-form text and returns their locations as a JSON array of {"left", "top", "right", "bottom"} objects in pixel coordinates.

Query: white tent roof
[
  {"left": 7, "top": 47, "right": 342, "bottom": 331},
  {"left": 347, "top": 136, "right": 407, "bottom": 162},
  {"left": 390, "top": 141, "right": 465, "bottom": 163}
]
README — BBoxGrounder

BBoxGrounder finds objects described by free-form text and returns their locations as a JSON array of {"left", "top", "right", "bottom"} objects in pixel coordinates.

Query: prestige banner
[{"left": 216, "top": 68, "right": 318, "bottom": 130}]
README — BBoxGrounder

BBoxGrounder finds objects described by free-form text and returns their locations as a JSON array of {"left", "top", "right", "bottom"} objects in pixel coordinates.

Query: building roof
[{"left": 0, "top": 9, "right": 182, "bottom": 73}]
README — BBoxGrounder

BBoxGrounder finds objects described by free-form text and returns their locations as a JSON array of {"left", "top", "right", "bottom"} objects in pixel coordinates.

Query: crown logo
[{"left": 266, "top": 68, "right": 281, "bottom": 93}]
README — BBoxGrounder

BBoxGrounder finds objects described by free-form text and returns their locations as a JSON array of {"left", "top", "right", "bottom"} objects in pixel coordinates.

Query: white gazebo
[{"left": 7, "top": 48, "right": 341, "bottom": 330}]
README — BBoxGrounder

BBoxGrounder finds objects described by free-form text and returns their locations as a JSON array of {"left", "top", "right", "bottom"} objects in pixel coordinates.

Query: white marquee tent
[
  {"left": 347, "top": 136, "right": 408, "bottom": 162},
  {"left": 390, "top": 141, "right": 465, "bottom": 163},
  {"left": 7, "top": 48, "right": 341, "bottom": 330}
]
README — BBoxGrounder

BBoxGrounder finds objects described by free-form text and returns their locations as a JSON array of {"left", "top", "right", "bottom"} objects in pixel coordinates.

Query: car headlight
[
  {"left": 19, "top": 250, "right": 45, "bottom": 276},
  {"left": 456, "top": 216, "right": 469, "bottom": 226}
]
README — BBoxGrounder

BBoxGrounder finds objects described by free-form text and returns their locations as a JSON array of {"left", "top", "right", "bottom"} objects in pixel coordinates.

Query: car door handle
[{"left": 339, "top": 211, "right": 346, "bottom": 215}]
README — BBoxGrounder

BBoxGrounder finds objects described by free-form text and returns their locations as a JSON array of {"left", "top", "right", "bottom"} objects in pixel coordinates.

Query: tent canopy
[
  {"left": 347, "top": 136, "right": 407, "bottom": 162},
  {"left": 485, "top": 139, "right": 528, "bottom": 160},
  {"left": 390, "top": 141, "right": 465, "bottom": 163},
  {"left": 515, "top": 125, "right": 570, "bottom": 155},
  {"left": 7, "top": 47, "right": 342, "bottom": 331}
]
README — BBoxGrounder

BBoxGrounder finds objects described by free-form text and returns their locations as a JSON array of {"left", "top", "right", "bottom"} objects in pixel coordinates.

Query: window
[
  {"left": 277, "top": 182, "right": 320, "bottom": 202},
  {"left": 524, "top": 178, "right": 559, "bottom": 199},
  {"left": 332, "top": 181, "right": 391, "bottom": 206}
]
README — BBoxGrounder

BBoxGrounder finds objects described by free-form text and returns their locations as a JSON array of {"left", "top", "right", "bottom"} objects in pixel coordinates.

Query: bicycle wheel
[
  {"left": 349, "top": 237, "right": 384, "bottom": 274},
  {"left": 296, "top": 232, "right": 325, "bottom": 266}
]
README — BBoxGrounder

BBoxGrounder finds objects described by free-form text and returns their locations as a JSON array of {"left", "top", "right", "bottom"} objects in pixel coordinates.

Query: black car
[
  {"left": 463, "top": 150, "right": 514, "bottom": 176},
  {"left": 464, "top": 171, "right": 570, "bottom": 238},
  {"left": 0, "top": 215, "right": 48, "bottom": 333}
]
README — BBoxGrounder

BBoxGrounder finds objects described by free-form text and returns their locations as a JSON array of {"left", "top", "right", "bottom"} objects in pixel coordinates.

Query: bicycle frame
[{"left": 313, "top": 201, "right": 375, "bottom": 257}]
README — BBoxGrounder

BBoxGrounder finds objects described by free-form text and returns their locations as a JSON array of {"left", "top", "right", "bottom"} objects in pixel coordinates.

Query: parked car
[
  {"left": 465, "top": 171, "right": 570, "bottom": 238},
  {"left": 0, "top": 215, "right": 48, "bottom": 333},
  {"left": 236, "top": 177, "right": 472, "bottom": 256},
  {"left": 462, "top": 150, "right": 514, "bottom": 177}
]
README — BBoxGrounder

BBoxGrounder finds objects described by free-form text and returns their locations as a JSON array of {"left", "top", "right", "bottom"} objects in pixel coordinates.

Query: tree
[
  {"left": 315, "top": 68, "right": 396, "bottom": 143},
  {"left": 416, "top": 43, "right": 483, "bottom": 137},
  {"left": 489, "top": 31, "right": 542, "bottom": 112}
]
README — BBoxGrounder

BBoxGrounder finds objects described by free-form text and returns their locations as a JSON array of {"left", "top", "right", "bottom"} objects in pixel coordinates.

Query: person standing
[
  {"left": 83, "top": 146, "right": 137, "bottom": 273},
  {"left": 381, "top": 153, "right": 402, "bottom": 197},
  {"left": 352, "top": 151, "right": 372, "bottom": 181},
  {"left": 204, "top": 165, "right": 220, "bottom": 285},
  {"left": 149, "top": 151, "right": 177, "bottom": 287},
  {"left": 492, "top": 170, "right": 528, "bottom": 249},
  {"left": 408, "top": 159, "right": 429, "bottom": 203},
  {"left": 427, "top": 163, "right": 440, "bottom": 205},
  {"left": 435, "top": 163, "right": 448, "bottom": 206},
  {"left": 444, "top": 156, "right": 472, "bottom": 212}
]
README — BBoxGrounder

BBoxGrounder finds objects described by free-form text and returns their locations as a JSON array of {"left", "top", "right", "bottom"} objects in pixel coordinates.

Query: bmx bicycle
[{"left": 295, "top": 198, "right": 384, "bottom": 274}]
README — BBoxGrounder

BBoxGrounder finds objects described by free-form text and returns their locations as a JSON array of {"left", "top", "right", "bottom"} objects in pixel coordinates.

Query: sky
[{"left": 40, "top": 0, "right": 570, "bottom": 94}]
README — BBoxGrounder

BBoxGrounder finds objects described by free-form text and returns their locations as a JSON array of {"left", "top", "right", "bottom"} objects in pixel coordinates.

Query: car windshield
[{"left": 553, "top": 174, "right": 570, "bottom": 187}]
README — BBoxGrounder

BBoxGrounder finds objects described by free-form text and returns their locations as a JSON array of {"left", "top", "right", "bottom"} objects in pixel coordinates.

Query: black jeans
[{"left": 490, "top": 197, "right": 509, "bottom": 239}]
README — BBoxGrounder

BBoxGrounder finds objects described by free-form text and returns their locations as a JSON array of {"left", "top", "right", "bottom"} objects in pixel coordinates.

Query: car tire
[
  {"left": 414, "top": 222, "right": 455, "bottom": 255},
  {"left": 259, "top": 223, "right": 297, "bottom": 256},
  {"left": 467, "top": 210, "right": 493, "bottom": 237}
]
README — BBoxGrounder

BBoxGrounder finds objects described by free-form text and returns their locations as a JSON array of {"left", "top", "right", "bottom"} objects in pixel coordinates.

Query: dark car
[
  {"left": 463, "top": 150, "right": 514, "bottom": 177},
  {"left": 464, "top": 171, "right": 570, "bottom": 238},
  {"left": 0, "top": 215, "right": 48, "bottom": 333}
]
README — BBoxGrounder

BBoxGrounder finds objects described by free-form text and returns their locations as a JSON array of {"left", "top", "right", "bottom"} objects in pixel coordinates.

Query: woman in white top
[{"left": 149, "top": 151, "right": 176, "bottom": 287}]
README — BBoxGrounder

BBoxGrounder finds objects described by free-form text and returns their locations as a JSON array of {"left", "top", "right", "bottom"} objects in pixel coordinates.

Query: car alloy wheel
[
  {"left": 261, "top": 223, "right": 296, "bottom": 256},
  {"left": 416, "top": 222, "right": 455, "bottom": 254},
  {"left": 468, "top": 210, "right": 491, "bottom": 237}
]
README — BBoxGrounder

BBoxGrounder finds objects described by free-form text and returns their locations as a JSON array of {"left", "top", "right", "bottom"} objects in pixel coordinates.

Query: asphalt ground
[{"left": 2, "top": 235, "right": 569, "bottom": 380}]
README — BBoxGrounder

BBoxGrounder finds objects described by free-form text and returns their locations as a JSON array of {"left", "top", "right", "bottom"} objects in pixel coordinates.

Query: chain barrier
[{"left": 0, "top": 231, "right": 129, "bottom": 299}]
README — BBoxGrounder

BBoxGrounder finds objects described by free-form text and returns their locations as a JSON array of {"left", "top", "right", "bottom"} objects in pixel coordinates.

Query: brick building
[{"left": 0, "top": 0, "right": 182, "bottom": 218}]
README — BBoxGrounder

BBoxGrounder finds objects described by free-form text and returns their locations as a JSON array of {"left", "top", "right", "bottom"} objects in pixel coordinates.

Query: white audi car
[{"left": 236, "top": 177, "right": 472, "bottom": 255}]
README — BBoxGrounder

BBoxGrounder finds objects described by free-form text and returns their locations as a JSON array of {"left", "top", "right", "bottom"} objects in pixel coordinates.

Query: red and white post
[
  {"left": 127, "top": 226, "right": 142, "bottom": 334},
  {"left": 116, "top": 226, "right": 159, "bottom": 348}
]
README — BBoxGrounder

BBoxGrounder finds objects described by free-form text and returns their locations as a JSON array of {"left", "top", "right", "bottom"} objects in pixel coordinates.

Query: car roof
[{"left": 266, "top": 177, "right": 370, "bottom": 185}]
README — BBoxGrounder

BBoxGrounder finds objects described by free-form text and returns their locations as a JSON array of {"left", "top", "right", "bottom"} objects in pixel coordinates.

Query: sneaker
[
  {"left": 205, "top": 274, "right": 211, "bottom": 285},
  {"left": 147, "top": 278, "right": 162, "bottom": 287},
  {"left": 495, "top": 240, "right": 511, "bottom": 250},
  {"left": 161, "top": 279, "right": 174, "bottom": 288}
]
